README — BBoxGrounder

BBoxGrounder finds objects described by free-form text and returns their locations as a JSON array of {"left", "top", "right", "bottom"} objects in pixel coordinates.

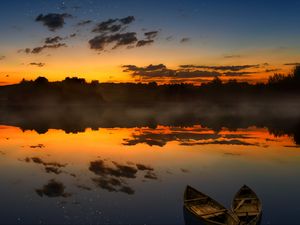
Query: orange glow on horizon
[
  {"left": 0, "top": 43, "right": 297, "bottom": 86},
  {"left": 0, "top": 65, "right": 294, "bottom": 86}
]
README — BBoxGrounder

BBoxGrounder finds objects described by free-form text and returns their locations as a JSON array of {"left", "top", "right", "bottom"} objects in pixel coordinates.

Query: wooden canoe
[
  {"left": 232, "top": 185, "right": 262, "bottom": 225},
  {"left": 184, "top": 186, "right": 240, "bottom": 225}
]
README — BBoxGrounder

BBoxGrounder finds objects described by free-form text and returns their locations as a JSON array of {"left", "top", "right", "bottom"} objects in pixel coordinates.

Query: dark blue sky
[{"left": 1, "top": 0, "right": 300, "bottom": 45}]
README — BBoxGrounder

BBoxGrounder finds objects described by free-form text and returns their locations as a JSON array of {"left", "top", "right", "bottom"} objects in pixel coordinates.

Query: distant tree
[
  {"left": 210, "top": 76, "right": 222, "bottom": 86},
  {"left": 20, "top": 78, "right": 30, "bottom": 84},
  {"left": 91, "top": 80, "right": 99, "bottom": 86},
  {"left": 268, "top": 73, "right": 286, "bottom": 84},
  {"left": 292, "top": 65, "right": 300, "bottom": 81},
  {"left": 34, "top": 76, "right": 49, "bottom": 84},
  {"left": 148, "top": 82, "right": 157, "bottom": 88},
  {"left": 227, "top": 79, "right": 238, "bottom": 84},
  {"left": 63, "top": 77, "right": 86, "bottom": 84}
]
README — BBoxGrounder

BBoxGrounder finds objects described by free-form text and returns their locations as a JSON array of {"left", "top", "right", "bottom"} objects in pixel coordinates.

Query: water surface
[{"left": 0, "top": 121, "right": 300, "bottom": 224}]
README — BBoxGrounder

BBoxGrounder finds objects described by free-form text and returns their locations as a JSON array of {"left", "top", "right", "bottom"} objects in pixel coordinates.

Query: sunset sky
[{"left": 1, "top": 0, "right": 300, "bottom": 85}]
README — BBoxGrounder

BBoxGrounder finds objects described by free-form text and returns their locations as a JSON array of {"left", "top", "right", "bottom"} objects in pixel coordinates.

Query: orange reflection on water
[
  {"left": 1, "top": 124, "right": 300, "bottom": 200},
  {"left": 0, "top": 124, "right": 298, "bottom": 164}
]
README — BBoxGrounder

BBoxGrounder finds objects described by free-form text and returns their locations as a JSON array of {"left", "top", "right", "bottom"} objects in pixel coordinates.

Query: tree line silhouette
[{"left": 0, "top": 66, "right": 300, "bottom": 108}]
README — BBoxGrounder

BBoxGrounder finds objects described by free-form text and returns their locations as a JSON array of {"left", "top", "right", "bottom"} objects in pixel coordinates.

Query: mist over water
[{"left": 1, "top": 101, "right": 300, "bottom": 144}]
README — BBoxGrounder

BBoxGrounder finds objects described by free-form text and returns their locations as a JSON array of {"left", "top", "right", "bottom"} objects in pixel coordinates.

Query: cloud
[
  {"left": 0, "top": 56, "right": 5, "bottom": 60},
  {"left": 180, "top": 139, "right": 258, "bottom": 146},
  {"left": 168, "top": 78, "right": 212, "bottom": 83},
  {"left": 123, "top": 127, "right": 260, "bottom": 147},
  {"left": 35, "top": 13, "right": 72, "bottom": 31},
  {"left": 24, "top": 157, "right": 66, "bottom": 175},
  {"left": 90, "top": 16, "right": 160, "bottom": 51},
  {"left": 36, "top": 179, "right": 71, "bottom": 198},
  {"left": 29, "top": 62, "right": 45, "bottom": 67},
  {"left": 137, "top": 30, "right": 159, "bottom": 47},
  {"left": 89, "top": 32, "right": 138, "bottom": 51},
  {"left": 26, "top": 157, "right": 66, "bottom": 168},
  {"left": 262, "top": 63, "right": 270, "bottom": 67},
  {"left": 224, "top": 152, "right": 241, "bottom": 156},
  {"left": 144, "top": 31, "right": 159, "bottom": 39},
  {"left": 44, "top": 167, "right": 61, "bottom": 174},
  {"left": 89, "top": 159, "right": 158, "bottom": 194},
  {"left": 224, "top": 55, "right": 241, "bottom": 59},
  {"left": 122, "top": 64, "right": 221, "bottom": 79},
  {"left": 180, "top": 37, "right": 191, "bottom": 43},
  {"left": 144, "top": 171, "right": 158, "bottom": 180},
  {"left": 123, "top": 64, "right": 175, "bottom": 78},
  {"left": 265, "top": 69, "right": 281, "bottom": 73},
  {"left": 136, "top": 164, "right": 154, "bottom": 171},
  {"left": 180, "top": 64, "right": 260, "bottom": 72},
  {"left": 181, "top": 168, "right": 189, "bottom": 173},
  {"left": 136, "top": 39, "right": 154, "bottom": 47},
  {"left": 45, "top": 36, "right": 63, "bottom": 44},
  {"left": 93, "top": 19, "right": 121, "bottom": 33},
  {"left": 176, "top": 70, "right": 221, "bottom": 78},
  {"left": 30, "top": 144, "right": 45, "bottom": 148},
  {"left": 123, "top": 128, "right": 221, "bottom": 147},
  {"left": 223, "top": 71, "right": 256, "bottom": 77},
  {"left": 92, "top": 16, "right": 135, "bottom": 34},
  {"left": 22, "top": 43, "right": 67, "bottom": 54},
  {"left": 119, "top": 186, "right": 135, "bottom": 195},
  {"left": 77, "top": 20, "right": 92, "bottom": 26},
  {"left": 284, "top": 63, "right": 300, "bottom": 66},
  {"left": 166, "top": 36, "right": 173, "bottom": 41},
  {"left": 92, "top": 177, "right": 135, "bottom": 195},
  {"left": 18, "top": 48, "right": 31, "bottom": 54},
  {"left": 223, "top": 134, "right": 251, "bottom": 139},
  {"left": 89, "top": 160, "right": 138, "bottom": 178},
  {"left": 31, "top": 47, "right": 45, "bottom": 54},
  {"left": 122, "top": 63, "right": 263, "bottom": 81},
  {"left": 33, "top": 43, "right": 67, "bottom": 54},
  {"left": 119, "top": 16, "right": 135, "bottom": 25},
  {"left": 92, "top": 177, "right": 123, "bottom": 192}
]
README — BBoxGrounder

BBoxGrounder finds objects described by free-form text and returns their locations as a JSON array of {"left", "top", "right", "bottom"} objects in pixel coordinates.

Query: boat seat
[
  {"left": 184, "top": 197, "right": 208, "bottom": 202},
  {"left": 201, "top": 209, "right": 227, "bottom": 217},
  {"left": 234, "top": 199, "right": 245, "bottom": 210},
  {"left": 237, "top": 211, "right": 259, "bottom": 216}
]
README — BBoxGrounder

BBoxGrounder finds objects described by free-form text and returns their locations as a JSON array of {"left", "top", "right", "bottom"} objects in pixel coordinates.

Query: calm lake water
[{"left": 1, "top": 120, "right": 300, "bottom": 224}]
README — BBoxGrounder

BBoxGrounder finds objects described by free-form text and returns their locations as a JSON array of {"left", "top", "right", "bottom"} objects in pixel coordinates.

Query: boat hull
[
  {"left": 184, "top": 186, "right": 239, "bottom": 225},
  {"left": 232, "top": 185, "right": 262, "bottom": 225}
]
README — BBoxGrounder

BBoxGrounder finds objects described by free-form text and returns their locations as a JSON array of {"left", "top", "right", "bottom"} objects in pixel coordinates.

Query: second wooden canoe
[{"left": 232, "top": 185, "right": 262, "bottom": 225}]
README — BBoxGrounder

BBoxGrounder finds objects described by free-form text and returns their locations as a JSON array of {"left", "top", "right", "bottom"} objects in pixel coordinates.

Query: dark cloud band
[{"left": 180, "top": 64, "right": 260, "bottom": 72}]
